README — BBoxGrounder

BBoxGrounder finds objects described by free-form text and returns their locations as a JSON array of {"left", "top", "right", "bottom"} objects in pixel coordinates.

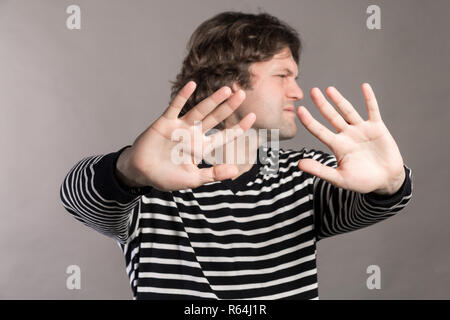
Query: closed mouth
[{"left": 283, "top": 106, "right": 295, "bottom": 112}]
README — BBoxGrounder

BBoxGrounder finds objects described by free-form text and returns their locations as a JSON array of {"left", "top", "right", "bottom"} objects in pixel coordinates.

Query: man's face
[{"left": 226, "top": 47, "right": 304, "bottom": 141}]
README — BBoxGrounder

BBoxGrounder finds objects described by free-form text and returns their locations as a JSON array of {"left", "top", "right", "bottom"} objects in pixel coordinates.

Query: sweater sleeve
[
  {"left": 305, "top": 149, "right": 413, "bottom": 242},
  {"left": 59, "top": 145, "right": 152, "bottom": 244}
]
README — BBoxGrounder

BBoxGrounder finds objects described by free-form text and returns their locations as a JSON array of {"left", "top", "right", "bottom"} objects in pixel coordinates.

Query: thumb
[
  {"left": 298, "top": 159, "right": 343, "bottom": 187},
  {"left": 197, "top": 164, "right": 239, "bottom": 186}
]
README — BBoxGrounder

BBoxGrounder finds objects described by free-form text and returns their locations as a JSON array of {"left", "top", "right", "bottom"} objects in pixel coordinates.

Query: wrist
[
  {"left": 115, "top": 146, "right": 147, "bottom": 188},
  {"left": 372, "top": 167, "right": 406, "bottom": 196}
]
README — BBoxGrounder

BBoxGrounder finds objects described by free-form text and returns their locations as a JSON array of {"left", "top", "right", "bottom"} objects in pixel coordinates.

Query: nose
[{"left": 286, "top": 79, "right": 304, "bottom": 101}]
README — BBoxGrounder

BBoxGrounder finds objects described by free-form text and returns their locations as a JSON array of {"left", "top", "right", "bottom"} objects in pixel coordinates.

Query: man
[{"left": 60, "top": 12, "right": 412, "bottom": 299}]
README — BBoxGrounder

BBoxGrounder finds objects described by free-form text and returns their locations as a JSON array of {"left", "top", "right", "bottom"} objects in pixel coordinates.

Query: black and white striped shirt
[{"left": 60, "top": 145, "right": 413, "bottom": 300}]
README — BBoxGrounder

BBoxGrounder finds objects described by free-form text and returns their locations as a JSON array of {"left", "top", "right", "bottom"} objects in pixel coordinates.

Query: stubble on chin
[{"left": 278, "top": 122, "right": 298, "bottom": 141}]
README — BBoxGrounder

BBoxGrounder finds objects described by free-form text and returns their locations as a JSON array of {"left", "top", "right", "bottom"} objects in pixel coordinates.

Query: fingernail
[{"left": 223, "top": 87, "right": 232, "bottom": 95}]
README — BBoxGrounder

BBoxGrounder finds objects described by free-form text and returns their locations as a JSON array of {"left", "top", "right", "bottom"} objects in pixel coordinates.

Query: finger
[
  {"left": 362, "top": 83, "right": 381, "bottom": 122},
  {"left": 310, "top": 87, "right": 348, "bottom": 132},
  {"left": 197, "top": 164, "right": 239, "bottom": 185},
  {"left": 163, "top": 81, "right": 197, "bottom": 119},
  {"left": 201, "top": 90, "right": 246, "bottom": 132},
  {"left": 203, "top": 112, "right": 256, "bottom": 154},
  {"left": 298, "top": 158, "right": 345, "bottom": 188},
  {"left": 297, "top": 106, "right": 335, "bottom": 148},
  {"left": 325, "top": 86, "right": 364, "bottom": 124},
  {"left": 181, "top": 86, "right": 232, "bottom": 125}
]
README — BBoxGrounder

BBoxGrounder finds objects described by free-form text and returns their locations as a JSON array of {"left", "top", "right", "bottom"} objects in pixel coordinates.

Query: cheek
[
  {"left": 239, "top": 84, "right": 284, "bottom": 122},
  {"left": 257, "top": 93, "right": 284, "bottom": 117}
]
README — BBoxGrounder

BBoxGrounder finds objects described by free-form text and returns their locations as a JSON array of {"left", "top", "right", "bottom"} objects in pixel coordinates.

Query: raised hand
[
  {"left": 116, "top": 81, "right": 256, "bottom": 192},
  {"left": 297, "top": 83, "right": 405, "bottom": 195}
]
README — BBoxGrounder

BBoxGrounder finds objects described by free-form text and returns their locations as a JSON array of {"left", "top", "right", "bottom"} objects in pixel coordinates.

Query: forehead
[{"left": 250, "top": 47, "right": 298, "bottom": 75}]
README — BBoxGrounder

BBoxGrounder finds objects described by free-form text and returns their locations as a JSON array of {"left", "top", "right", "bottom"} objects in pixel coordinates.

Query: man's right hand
[{"left": 115, "top": 81, "right": 256, "bottom": 192}]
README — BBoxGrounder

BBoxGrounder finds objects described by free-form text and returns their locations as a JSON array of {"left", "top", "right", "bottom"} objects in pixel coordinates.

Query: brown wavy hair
[{"left": 170, "top": 11, "right": 302, "bottom": 129}]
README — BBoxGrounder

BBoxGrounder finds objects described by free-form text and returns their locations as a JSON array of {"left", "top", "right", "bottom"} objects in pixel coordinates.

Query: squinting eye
[{"left": 277, "top": 75, "right": 287, "bottom": 78}]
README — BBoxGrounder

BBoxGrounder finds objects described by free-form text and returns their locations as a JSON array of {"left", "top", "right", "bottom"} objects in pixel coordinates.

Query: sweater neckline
[
  {"left": 198, "top": 147, "right": 268, "bottom": 194},
  {"left": 220, "top": 159, "right": 262, "bottom": 194}
]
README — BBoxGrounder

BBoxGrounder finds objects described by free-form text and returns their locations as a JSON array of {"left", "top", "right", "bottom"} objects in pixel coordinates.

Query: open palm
[
  {"left": 122, "top": 81, "right": 255, "bottom": 192},
  {"left": 297, "top": 83, "right": 405, "bottom": 195}
]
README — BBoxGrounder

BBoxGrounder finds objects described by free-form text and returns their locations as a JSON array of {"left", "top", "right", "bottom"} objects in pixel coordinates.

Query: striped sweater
[{"left": 59, "top": 145, "right": 413, "bottom": 300}]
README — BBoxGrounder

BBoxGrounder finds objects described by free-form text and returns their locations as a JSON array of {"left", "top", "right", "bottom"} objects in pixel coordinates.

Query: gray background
[{"left": 1, "top": 0, "right": 449, "bottom": 299}]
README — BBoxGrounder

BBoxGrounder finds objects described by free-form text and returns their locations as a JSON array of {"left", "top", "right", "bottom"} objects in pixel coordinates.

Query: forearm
[
  {"left": 311, "top": 153, "right": 413, "bottom": 241},
  {"left": 60, "top": 146, "right": 144, "bottom": 243}
]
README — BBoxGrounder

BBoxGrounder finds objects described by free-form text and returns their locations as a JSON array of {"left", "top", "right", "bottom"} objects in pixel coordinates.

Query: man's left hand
[{"left": 297, "top": 83, "right": 405, "bottom": 195}]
